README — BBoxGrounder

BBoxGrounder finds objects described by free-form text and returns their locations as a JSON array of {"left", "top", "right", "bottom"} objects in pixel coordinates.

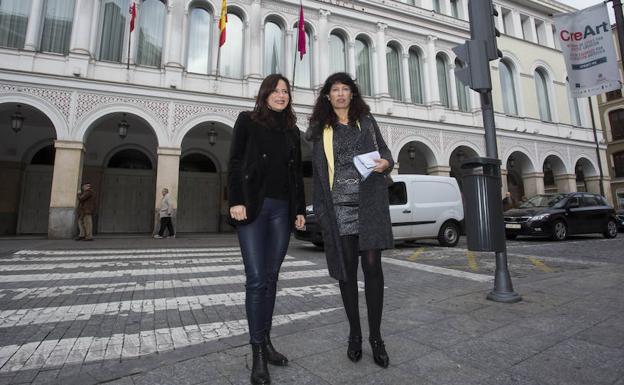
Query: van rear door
[
  {"left": 388, "top": 181, "right": 413, "bottom": 239},
  {"left": 410, "top": 180, "right": 456, "bottom": 238}
]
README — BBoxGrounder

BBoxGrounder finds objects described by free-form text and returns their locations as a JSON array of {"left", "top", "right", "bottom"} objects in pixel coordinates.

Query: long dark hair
[
  {"left": 249, "top": 74, "right": 297, "bottom": 130},
  {"left": 307, "top": 72, "right": 370, "bottom": 140}
]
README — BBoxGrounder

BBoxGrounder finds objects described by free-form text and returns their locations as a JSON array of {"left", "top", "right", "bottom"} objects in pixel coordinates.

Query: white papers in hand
[{"left": 353, "top": 150, "right": 380, "bottom": 180}]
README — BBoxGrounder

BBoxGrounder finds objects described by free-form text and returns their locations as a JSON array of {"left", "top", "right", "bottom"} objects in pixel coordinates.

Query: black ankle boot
[
  {"left": 250, "top": 343, "right": 270, "bottom": 385},
  {"left": 265, "top": 333, "right": 288, "bottom": 366},
  {"left": 347, "top": 335, "right": 362, "bottom": 362},
  {"left": 369, "top": 338, "right": 389, "bottom": 368}
]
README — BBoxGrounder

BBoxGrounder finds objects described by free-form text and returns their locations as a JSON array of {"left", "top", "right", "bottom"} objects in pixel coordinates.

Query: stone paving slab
[{"left": 0, "top": 237, "right": 622, "bottom": 384}]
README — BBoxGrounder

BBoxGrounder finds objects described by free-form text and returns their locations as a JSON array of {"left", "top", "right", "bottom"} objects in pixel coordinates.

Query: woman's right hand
[{"left": 230, "top": 205, "right": 247, "bottom": 221}]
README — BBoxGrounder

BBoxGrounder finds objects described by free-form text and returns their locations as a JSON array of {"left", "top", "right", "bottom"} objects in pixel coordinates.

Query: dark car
[
  {"left": 617, "top": 209, "right": 624, "bottom": 232},
  {"left": 294, "top": 205, "right": 325, "bottom": 247},
  {"left": 504, "top": 193, "right": 618, "bottom": 241}
]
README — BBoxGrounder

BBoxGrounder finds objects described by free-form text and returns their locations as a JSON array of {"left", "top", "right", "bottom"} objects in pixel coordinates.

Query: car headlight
[{"left": 530, "top": 213, "right": 550, "bottom": 221}]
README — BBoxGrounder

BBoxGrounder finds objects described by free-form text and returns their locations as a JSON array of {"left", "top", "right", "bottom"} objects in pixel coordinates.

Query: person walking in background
[
  {"left": 227, "top": 74, "right": 306, "bottom": 385},
  {"left": 155, "top": 188, "right": 175, "bottom": 239},
  {"left": 76, "top": 182, "right": 96, "bottom": 241},
  {"left": 307, "top": 72, "right": 394, "bottom": 368}
]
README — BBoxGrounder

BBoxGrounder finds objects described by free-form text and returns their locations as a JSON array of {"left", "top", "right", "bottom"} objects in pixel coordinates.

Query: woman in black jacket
[
  {"left": 227, "top": 74, "right": 306, "bottom": 385},
  {"left": 307, "top": 72, "right": 394, "bottom": 368}
]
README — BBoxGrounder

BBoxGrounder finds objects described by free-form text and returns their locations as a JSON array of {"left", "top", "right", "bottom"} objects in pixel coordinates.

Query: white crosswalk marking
[{"left": 0, "top": 247, "right": 344, "bottom": 376}]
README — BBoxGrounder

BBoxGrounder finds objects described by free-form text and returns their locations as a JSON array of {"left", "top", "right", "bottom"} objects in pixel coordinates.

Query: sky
[{"left": 559, "top": 0, "right": 615, "bottom": 21}]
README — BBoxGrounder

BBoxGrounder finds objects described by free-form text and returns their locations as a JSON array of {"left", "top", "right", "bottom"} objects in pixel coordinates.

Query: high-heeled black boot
[
  {"left": 347, "top": 335, "right": 362, "bottom": 362},
  {"left": 265, "top": 333, "right": 288, "bottom": 366},
  {"left": 250, "top": 343, "right": 271, "bottom": 385},
  {"left": 369, "top": 338, "right": 389, "bottom": 368}
]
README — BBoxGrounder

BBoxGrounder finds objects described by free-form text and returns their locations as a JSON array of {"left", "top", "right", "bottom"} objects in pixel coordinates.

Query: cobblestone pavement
[{"left": 0, "top": 236, "right": 622, "bottom": 385}]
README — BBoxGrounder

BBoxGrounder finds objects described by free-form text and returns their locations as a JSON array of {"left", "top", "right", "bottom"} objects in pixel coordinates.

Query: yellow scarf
[{"left": 322, "top": 121, "right": 361, "bottom": 190}]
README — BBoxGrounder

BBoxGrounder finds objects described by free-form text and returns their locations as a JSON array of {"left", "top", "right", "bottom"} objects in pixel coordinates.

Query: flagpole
[
  {"left": 216, "top": 45, "right": 221, "bottom": 78},
  {"left": 127, "top": 23, "right": 131, "bottom": 70},
  {"left": 292, "top": 30, "right": 298, "bottom": 89}
]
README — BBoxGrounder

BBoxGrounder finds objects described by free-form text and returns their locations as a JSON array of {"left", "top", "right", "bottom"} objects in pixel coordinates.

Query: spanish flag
[{"left": 218, "top": 0, "right": 227, "bottom": 47}]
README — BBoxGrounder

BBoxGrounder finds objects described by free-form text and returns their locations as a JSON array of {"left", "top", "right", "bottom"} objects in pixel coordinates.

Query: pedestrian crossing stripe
[
  {"left": 0, "top": 308, "right": 341, "bottom": 373},
  {"left": 14, "top": 247, "right": 243, "bottom": 256}
]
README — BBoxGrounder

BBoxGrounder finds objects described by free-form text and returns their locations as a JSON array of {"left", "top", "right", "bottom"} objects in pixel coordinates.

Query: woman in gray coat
[{"left": 307, "top": 72, "right": 394, "bottom": 368}]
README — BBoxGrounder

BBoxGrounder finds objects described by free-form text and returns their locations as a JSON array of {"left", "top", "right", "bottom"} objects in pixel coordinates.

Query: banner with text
[{"left": 554, "top": 3, "right": 620, "bottom": 98}]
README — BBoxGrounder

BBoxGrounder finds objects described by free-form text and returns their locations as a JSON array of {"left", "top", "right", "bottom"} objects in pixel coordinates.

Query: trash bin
[{"left": 461, "top": 157, "right": 505, "bottom": 252}]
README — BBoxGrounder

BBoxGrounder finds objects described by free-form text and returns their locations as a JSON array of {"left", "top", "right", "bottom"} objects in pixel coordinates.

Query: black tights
[{"left": 338, "top": 235, "right": 384, "bottom": 340}]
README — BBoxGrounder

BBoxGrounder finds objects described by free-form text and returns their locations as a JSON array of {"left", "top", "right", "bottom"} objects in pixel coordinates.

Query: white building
[{"left": 0, "top": 0, "right": 609, "bottom": 238}]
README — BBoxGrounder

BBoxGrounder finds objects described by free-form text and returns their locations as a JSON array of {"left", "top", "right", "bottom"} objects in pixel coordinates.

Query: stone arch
[
  {"left": 0, "top": 95, "right": 68, "bottom": 139},
  {"left": 173, "top": 113, "right": 236, "bottom": 146},
  {"left": 181, "top": 147, "right": 223, "bottom": 172},
  {"left": 102, "top": 144, "right": 157, "bottom": 169},
  {"left": 76, "top": 103, "right": 166, "bottom": 147}
]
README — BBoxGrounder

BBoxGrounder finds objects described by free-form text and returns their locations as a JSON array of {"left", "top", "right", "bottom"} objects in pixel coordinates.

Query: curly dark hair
[
  {"left": 249, "top": 74, "right": 297, "bottom": 130},
  {"left": 307, "top": 72, "right": 370, "bottom": 140}
]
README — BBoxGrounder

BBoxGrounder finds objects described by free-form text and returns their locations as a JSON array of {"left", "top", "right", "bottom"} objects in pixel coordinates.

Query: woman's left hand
[
  {"left": 373, "top": 158, "right": 390, "bottom": 173},
  {"left": 295, "top": 215, "right": 306, "bottom": 230}
]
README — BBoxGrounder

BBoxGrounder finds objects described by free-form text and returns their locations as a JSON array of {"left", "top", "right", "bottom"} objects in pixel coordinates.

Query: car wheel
[
  {"left": 506, "top": 233, "right": 518, "bottom": 240},
  {"left": 312, "top": 242, "right": 324, "bottom": 248},
  {"left": 438, "top": 221, "right": 460, "bottom": 247},
  {"left": 604, "top": 220, "right": 618, "bottom": 239},
  {"left": 551, "top": 220, "right": 567, "bottom": 241}
]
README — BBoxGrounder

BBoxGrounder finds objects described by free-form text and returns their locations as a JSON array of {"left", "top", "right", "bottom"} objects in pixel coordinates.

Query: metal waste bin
[{"left": 461, "top": 157, "right": 505, "bottom": 252}]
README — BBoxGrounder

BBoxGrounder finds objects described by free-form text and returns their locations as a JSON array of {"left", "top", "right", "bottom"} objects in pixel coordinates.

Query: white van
[{"left": 295, "top": 174, "right": 465, "bottom": 247}]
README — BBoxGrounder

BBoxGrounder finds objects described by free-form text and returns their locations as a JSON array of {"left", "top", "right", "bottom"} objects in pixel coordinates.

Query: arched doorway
[
  {"left": 574, "top": 157, "right": 598, "bottom": 194},
  {"left": 177, "top": 153, "right": 219, "bottom": 232},
  {"left": 543, "top": 155, "right": 568, "bottom": 193},
  {"left": 17, "top": 144, "right": 55, "bottom": 234},
  {"left": 98, "top": 149, "right": 156, "bottom": 233},
  {"left": 0, "top": 103, "right": 57, "bottom": 235},
  {"left": 397, "top": 141, "right": 437, "bottom": 174},
  {"left": 83, "top": 112, "right": 158, "bottom": 234},
  {"left": 505, "top": 151, "right": 534, "bottom": 202}
]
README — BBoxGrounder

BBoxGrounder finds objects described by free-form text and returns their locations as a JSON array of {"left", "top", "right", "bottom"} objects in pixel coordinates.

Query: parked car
[
  {"left": 295, "top": 174, "right": 464, "bottom": 247},
  {"left": 503, "top": 193, "right": 618, "bottom": 241},
  {"left": 617, "top": 209, "right": 624, "bottom": 232}
]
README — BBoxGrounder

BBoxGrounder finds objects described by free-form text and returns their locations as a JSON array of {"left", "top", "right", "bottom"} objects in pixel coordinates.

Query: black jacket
[{"left": 227, "top": 111, "right": 306, "bottom": 227}]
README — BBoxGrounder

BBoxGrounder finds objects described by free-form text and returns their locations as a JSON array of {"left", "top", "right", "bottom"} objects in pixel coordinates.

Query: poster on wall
[{"left": 554, "top": 3, "right": 621, "bottom": 98}]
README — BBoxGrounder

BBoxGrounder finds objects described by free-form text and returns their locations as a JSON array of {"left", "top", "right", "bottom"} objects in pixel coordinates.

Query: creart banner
[{"left": 554, "top": 3, "right": 621, "bottom": 98}]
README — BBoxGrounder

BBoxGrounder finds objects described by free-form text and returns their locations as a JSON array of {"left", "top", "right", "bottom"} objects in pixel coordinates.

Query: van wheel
[
  {"left": 438, "top": 221, "right": 460, "bottom": 247},
  {"left": 604, "top": 220, "right": 618, "bottom": 239}
]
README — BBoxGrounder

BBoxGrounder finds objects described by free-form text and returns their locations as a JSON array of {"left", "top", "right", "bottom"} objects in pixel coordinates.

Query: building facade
[
  {"left": 0, "top": 0, "right": 610, "bottom": 238},
  {"left": 599, "top": 30, "right": 624, "bottom": 210}
]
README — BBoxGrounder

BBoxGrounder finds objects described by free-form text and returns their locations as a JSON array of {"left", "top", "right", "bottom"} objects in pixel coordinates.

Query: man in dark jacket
[{"left": 77, "top": 182, "right": 96, "bottom": 241}]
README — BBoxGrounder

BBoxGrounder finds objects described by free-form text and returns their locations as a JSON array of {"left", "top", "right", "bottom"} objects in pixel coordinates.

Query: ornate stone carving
[
  {"left": 173, "top": 103, "right": 244, "bottom": 130},
  {"left": 75, "top": 92, "right": 169, "bottom": 128},
  {"left": 0, "top": 84, "right": 72, "bottom": 122},
  {"left": 389, "top": 124, "right": 442, "bottom": 152}
]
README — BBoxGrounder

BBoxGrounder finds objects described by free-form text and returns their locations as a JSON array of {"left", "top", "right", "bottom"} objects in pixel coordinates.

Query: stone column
[
  {"left": 48, "top": 141, "right": 85, "bottom": 239},
  {"left": 248, "top": 0, "right": 262, "bottom": 78},
  {"left": 285, "top": 29, "right": 294, "bottom": 80},
  {"left": 376, "top": 22, "right": 389, "bottom": 98},
  {"left": 495, "top": 4, "right": 504, "bottom": 32},
  {"left": 555, "top": 174, "right": 577, "bottom": 193},
  {"left": 165, "top": 4, "right": 184, "bottom": 68},
  {"left": 69, "top": 0, "right": 95, "bottom": 55},
  {"left": 401, "top": 52, "right": 411, "bottom": 103},
  {"left": 544, "top": 22, "right": 555, "bottom": 48},
  {"left": 449, "top": 62, "right": 459, "bottom": 110},
  {"left": 441, "top": 0, "right": 452, "bottom": 15},
  {"left": 522, "top": 172, "right": 545, "bottom": 198},
  {"left": 347, "top": 41, "right": 357, "bottom": 79},
  {"left": 526, "top": 17, "right": 537, "bottom": 43},
  {"left": 427, "top": 165, "right": 451, "bottom": 176},
  {"left": 511, "top": 11, "right": 523, "bottom": 39},
  {"left": 584, "top": 176, "right": 602, "bottom": 195},
  {"left": 24, "top": 0, "right": 44, "bottom": 51},
  {"left": 421, "top": 0, "right": 434, "bottom": 10},
  {"left": 501, "top": 168, "right": 509, "bottom": 197},
  {"left": 318, "top": 9, "right": 331, "bottom": 84},
  {"left": 426, "top": 36, "right": 440, "bottom": 105},
  {"left": 154, "top": 148, "right": 181, "bottom": 233}
]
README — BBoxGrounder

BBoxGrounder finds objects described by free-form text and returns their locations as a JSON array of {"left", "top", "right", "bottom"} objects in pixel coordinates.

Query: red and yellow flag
[{"left": 218, "top": 0, "right": 227, "bottom": 47}]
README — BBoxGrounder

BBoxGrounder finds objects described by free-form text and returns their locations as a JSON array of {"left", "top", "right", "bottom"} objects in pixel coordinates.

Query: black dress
[{"left": 332, "top": 123, "right": 362, "bottom": 236}]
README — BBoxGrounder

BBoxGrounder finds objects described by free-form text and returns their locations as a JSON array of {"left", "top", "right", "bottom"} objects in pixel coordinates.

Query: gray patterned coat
[{"left": 308, "top": 114, "right": 395, "bottom": 282}]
